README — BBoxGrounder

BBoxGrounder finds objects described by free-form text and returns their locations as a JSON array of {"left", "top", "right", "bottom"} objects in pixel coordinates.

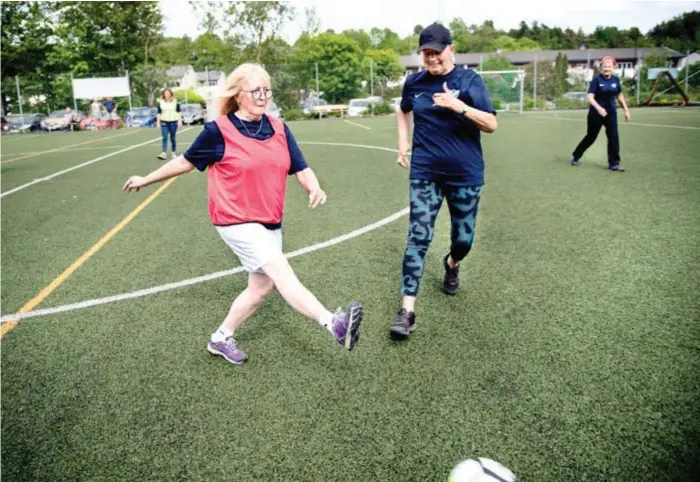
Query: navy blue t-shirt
[
  {"left": 103, "top": 100, "right": 115, "bottom": 113},
  {"left": 588, "top": 74, "right": 622, "bottom": 115},
  {"left": 184, "top": 113, "right": 309, "bottom": 174},
  {"left": 401, "top": 67, "right": 496, "bottom": 187}
]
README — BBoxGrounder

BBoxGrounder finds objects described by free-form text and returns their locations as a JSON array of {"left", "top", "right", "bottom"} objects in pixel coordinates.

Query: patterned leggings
[{"left": 402, "top": 179, "right": 482, "bottom": 297}]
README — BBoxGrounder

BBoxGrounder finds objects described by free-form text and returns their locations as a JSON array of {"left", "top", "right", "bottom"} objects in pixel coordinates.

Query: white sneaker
[
  {"left": 157, "top": 152, "right": 167, "bottom": 160},
  {"left": 171, "top": 152, "right": 177, "bottom": 159}
]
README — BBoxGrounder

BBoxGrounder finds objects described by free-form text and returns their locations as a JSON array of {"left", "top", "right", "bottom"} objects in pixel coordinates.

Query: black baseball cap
[{"left": 418, "top": 23, "right": 452, "bottom": 52}]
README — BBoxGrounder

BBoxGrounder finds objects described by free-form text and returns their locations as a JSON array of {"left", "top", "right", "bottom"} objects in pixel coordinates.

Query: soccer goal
[{"left": 475, "top": 70, "right": 526, "bottom": 113}]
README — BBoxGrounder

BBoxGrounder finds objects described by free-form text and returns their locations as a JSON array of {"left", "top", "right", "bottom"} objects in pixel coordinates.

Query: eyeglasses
[{"left": 243, "top": 88, "right": 273, "bottom": 100}]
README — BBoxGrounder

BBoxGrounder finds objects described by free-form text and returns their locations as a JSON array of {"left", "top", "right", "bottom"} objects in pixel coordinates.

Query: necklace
[{"left": 237, "top": 113, "right": 264, "bottom": 136}]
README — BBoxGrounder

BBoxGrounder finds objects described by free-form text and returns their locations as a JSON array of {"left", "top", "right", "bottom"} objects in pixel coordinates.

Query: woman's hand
[
  {"left": 123, "top": 176, "right": 149, "bottom": 192},
  {"left": 308, "top": 188, "right": 327, "bottom": 208},
  {"left": 397, "top": 138, "right": 410, "bottom": 169},
  {"left": 432, "top": 82, "right": 464, "bottom": 112}
]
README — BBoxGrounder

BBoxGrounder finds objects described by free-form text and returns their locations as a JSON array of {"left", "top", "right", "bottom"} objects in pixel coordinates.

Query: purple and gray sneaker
[
  {"left": 330, "top": 302, "right": 363, "bottom": 350},
  {"left": 207, "top": 336, "right": 247, "bottom": 364}
]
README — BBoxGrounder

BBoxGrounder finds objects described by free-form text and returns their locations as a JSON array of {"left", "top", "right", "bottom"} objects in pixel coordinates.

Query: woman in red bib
[{"left": 123, "top": 63, "right": 363, "bottom": 365}]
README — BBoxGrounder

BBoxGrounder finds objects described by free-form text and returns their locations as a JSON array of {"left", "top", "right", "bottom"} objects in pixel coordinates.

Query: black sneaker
[
  {"left": 389, "top": 308, "right": 416, "bottom": 340},
  {"left": 442, "top": 253, "right": 460, "bottom": 295},
  {"left": 608, "top": 164, "right": 625, "bottom": 172}
]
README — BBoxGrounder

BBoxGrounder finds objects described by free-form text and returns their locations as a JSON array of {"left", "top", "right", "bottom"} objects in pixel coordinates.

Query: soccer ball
[{"left": 447, "top": 458, "right": 516, "bottom": 482}]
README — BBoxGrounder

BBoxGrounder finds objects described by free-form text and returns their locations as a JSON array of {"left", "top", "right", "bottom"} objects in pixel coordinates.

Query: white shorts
[{"left": 216, "top": 223, "right": 283, "bottom": 273}]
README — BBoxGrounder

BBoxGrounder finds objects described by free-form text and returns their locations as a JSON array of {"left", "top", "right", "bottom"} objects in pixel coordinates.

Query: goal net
[{"left": 475, "top": 70, "right": 526, "bottom": 113}]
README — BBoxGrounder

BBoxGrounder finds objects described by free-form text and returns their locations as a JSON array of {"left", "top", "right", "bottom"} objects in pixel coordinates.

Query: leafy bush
[
  {"left": 372, "top": 101, "right": 394, "bottom": 115},
  {"left": 282, "top": 108, "right": 303, "bottom": 121}
]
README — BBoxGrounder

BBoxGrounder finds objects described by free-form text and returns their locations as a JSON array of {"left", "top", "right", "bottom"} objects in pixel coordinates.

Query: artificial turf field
[{"left": 2, "top": 107, "right": 699, "bottom": 481}]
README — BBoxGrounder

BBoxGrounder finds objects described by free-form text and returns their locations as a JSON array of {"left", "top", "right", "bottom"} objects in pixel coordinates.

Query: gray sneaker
[
  {"left": 207, "top": 337, "right": 247, "bottom": 364},
  {"left": 330, "top": 302, "right": 363, "bottom": 350},
  {"left": 389, "top": 308, "right": 416, "bottom": 340}
]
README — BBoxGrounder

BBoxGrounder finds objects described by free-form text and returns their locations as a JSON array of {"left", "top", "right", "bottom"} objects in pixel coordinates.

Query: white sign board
[
  {"left": 72, "top": 77, "right": 131, "bottom": 99},
  {"left": 647, "top": 68, "right": 679, "bottom": 80}
]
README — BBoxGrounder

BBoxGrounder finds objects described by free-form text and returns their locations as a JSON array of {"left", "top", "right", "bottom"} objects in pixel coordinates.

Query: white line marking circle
[{"left": 1, "top": 142, "right": 408, "bottom": 323}]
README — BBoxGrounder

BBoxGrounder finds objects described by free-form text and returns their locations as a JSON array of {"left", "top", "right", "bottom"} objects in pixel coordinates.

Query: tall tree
[
  {"left": 364, "top": 49, "right": 404, "bottom": 97},
  {"left": 293, "top": 33, "right": 363, "bottom": 102}
]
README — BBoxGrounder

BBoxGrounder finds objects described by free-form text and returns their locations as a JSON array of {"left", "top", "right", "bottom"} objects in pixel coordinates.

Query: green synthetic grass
[{"left": 2, "top": 109, "right": 699, "bottom": 481}]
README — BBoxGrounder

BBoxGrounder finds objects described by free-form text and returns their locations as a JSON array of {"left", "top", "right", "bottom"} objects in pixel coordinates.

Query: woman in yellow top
[{"left": 157, "top": 88, "right": 183, "bottom": 160}]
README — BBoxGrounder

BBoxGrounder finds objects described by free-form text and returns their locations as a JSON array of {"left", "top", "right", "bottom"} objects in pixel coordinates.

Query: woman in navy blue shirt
[
  {"left": 571, "top": 56, "right": 631, "bottom": 171},
  {"left": 390, "top": 23, "right": 498, "bottom": 340}
]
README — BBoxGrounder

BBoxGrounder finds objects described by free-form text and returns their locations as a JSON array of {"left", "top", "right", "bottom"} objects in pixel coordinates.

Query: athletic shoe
[
  {"left": 207, "top": 336, "right": 247, "bottom": 364},
  {"left": 608, "top": 164, "right": 625, "bottom": 172},
  {"left": 389, "top": 308, "right": 416, "bottom": 340},
  {"left": 330, "top": 302, "right": 363, "bottom": 350},
  {"left": 442, "top": 253, "right": 460, "bottom": 295}
]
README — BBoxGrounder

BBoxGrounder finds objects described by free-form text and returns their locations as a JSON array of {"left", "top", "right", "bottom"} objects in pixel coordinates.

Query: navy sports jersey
[
  {"left": 400, "top": 66, "right": 496, "bottom": 186},
  {"left": 588, "top": 74, "right": 622, "bottom": 114},
  {"left": 184, "top": 113, "right": 308, "bottom": 175}
]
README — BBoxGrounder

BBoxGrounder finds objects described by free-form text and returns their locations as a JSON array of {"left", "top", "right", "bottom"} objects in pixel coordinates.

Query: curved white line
[
  {"left": 1, "top": 142, "right": 407, "bottom": 323},
  {"left": 0, "top": 208, "right": 408, "bottom": 323}
]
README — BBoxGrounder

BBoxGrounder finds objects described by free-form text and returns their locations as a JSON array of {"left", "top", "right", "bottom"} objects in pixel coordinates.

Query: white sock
[
  {"left": 211, "top": 326, "right": 233, "bottom": 342},
  {"left": 319, "top": 310, "right": 335, "bottom": 334}
]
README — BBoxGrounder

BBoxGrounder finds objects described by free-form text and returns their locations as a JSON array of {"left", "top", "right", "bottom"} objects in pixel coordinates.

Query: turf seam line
[
  {"left": 0, "top": 127, "right": 194, "bottom": 198},
  {"left": 1, "top": 129, "right": 145, "bottom": 164}
]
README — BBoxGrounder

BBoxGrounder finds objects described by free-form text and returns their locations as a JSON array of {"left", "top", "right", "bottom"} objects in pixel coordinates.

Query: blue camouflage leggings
[{"left": 402, "top": 179, "right": 482, "bottom": 297}]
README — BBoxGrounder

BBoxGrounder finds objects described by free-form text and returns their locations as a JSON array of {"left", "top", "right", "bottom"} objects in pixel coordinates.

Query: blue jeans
[{"left": 161, "top": 121, "right": 178, "bottom": 152}]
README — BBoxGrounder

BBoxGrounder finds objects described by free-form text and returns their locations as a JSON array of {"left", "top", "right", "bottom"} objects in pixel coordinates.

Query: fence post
[
  {"left": 126, "top": 69, "right": 133, "bottom": 111},
  {"left": 315, "top": 62, "right": 319, "bottom": 97},
  {"left": 533, "top": 53, "right": 537, "bottom": 109},
  {"left": 685, "top": 50, "right": 690, "bottom": 95},
  {"left": 70, "top": 73, "right": 78, "bottom": 113},
  {"left": 370, "top": 58, "right": 374, "bottom": 116},
  {"left": 519, "top": 70, "right": 525, "bottom": 114},
  {"left": 636, "top": 55, "right": 641, "bottom": 106},
  {"left": 15, "top": 75, "right": 24, "bottom": 119}
]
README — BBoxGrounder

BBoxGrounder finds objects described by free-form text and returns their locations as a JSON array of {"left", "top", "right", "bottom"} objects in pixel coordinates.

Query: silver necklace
[{"left": 238, "top": 114, "right": 264, "bottom": 136}]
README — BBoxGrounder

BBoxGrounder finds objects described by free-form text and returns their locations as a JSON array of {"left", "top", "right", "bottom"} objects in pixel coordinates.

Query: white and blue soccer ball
[{"left": 447, "top": 458, "right": 516, "bottom": 482}]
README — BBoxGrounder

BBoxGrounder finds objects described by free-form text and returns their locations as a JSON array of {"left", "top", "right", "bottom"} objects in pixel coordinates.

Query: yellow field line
[
  {"left": 1, "top": 129, "right": 143, "bottom": 164},
  {"left": 0, "top": 177, "right": 178, "bottom": 338},
  {"left": 343, "top": 119, "right": 371, "bottom": 130}
]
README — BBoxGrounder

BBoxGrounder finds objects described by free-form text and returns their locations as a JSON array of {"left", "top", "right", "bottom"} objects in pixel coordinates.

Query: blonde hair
[{"left": 217, "top": 63, "right": 272, "bottom": 116}]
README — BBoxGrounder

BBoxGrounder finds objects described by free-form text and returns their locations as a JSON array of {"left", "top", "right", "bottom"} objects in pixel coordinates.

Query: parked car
[
  {"left": 126, "top": 107, "right": 157, "bottom": 127},
  {"left": 301, "top": 97, "right": 327, "bottom": 114},
  {"left": 180, "top": 103, "right": 206, "bottom": 125},
  {"left": 80, "top": 112, "right": 121, "bottom": 131},
  {"left": 5, "top": 113, "right": 47, "bottom": 133},
  {"left": 347, "top": 98, "right": 372, "bottom": 117},
  {"left": 42, "top": 109, "right": 86, "bottom": 131},
  {"left": 1, "top": 116, "right": 8, "bottom": 133}
]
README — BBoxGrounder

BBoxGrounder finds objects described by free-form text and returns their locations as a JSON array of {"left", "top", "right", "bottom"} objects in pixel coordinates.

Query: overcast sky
[{"left": 162, "top": 0, "right": 699, "bottom": 42}]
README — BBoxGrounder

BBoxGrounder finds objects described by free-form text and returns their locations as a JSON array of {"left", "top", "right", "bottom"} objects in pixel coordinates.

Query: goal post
[{"left": 474, "top": 69, "right": 526, "bottom": 113}]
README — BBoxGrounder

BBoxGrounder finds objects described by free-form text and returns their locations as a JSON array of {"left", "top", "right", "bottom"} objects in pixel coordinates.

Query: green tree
[
  {"left": 523, "top": 60, "right": 558, "bottom": 101},
  {"left": 223, "top": 1, "right": 295, "bottom": 63},
  {"left": 293, "top": 33, "right": 363, "bottom": 103},
  {"left": 481, "top": 54, "right": 513, "bottom": 71},
  {"left": 1, "top": 1, "right": 54, "bottom": 113},
  {"left": 341, "top": 29, "right": 372, "bottom": 54},
  {"left": 364, "top": 49, "right": 404, "bottom": 97},
  {"left": 554, "top": 52, "right": 569, "bottom": 96},
  {"left": 648, "top": 10, "right": 699, "bottom": 51}
]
